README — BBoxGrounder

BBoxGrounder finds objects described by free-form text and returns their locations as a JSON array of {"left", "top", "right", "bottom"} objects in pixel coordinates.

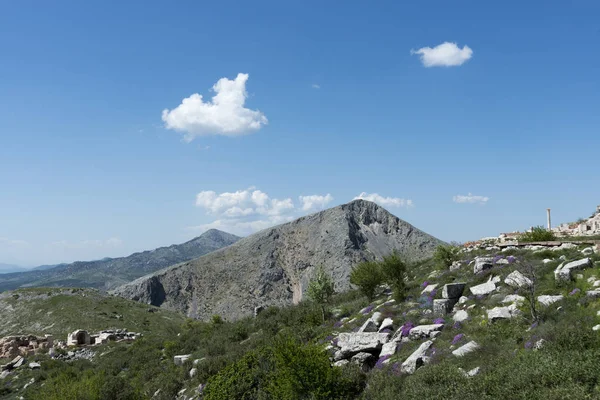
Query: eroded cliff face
[{"left": 113, "top": 200, "right": 444, "bottom": 320}]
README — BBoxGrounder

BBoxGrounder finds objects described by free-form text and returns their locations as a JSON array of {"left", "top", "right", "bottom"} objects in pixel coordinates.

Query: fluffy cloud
[
  {"left": 453, "top": 193, "right": 489, "bottom": 205},
  {"left": 161, "top": 73, "right": 268, "bottom": 141},
  {"left": 299, "top": 194, "right": 333, "bottom": 211},
  {"left": 353, "top": 192, "right": 414, "bottom": 208},
  {"left": 411, "top": 42, "right": 473, "bottom": 67},
  {"left": 192, "top": 188, "right": 336, "bottom": 236},
  {"left": 311, "top": 84, "right": 321, "bottom": 89}
]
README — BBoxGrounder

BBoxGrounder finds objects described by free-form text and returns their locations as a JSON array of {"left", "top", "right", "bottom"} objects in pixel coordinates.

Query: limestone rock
[
  {"left": 442, "top": 283, "right": 466, "bottom": 299},
  {"left": 504, "top": 270, "right": 532, "bottom": 289},
  {"left": 400, "top": 340, "right": 433, "bottom": 374},
  {"left": 409, "top": 324, "right": 444, "bottom": 340},
  {"left": 538, "top": 295, "right": 564, "bottom": 306},
  {"left": 421, "top": 283, "right": 438, "bottom": 295},
  {"left": 453, "top": 310, "right": 469, "bottom": 323},
  {"left": 28, "top": 362, "right": 41, "bottom": 369},
  {"left": 452, "top": 341, "right": 480, "bottom": 357},
  {"left": 470, "top": 281, "right": 496, "bottom": 296},
  {"left": 336, "top": 332, "right": 390, "bottom": 358},
  {"left": 174, "top": 354, "right": 192, "bottom": 366},
  {"left": 473, "top": 257, "right": 494, "bottom": 274},
  {"left": 433, "top": 299, "right": 453, "bottom": 316},
  {"left": 458, "top": 296, "right": 469, "bottom": 305},
  {"left": 378, "top": 318, "right": 394, "bottom": 333},
  {"left": 459, "top": 366, "right": 481, "bottom": 377},
  {"left": 358, "top": 319, "right": 379, "bottom": 333},
  {"left": 554, "top": 258, "right": 593, "bottom": 282},
  {"left": 189, "top": 368, "right": 197, "bottom": 378},
  {"left": 502, "top": 294, "right": 525, "bottom": 305},
  {"left": 333, "top": 360, "right": 349, "bottom": 367},
  {"left": 351, "top": 352, "right": 376, "bottom": 372},
  {"left": 379, "top": 340, "right": 399, "bottom": 359},
  {"left": 586, "top": 290, "right": 600, "bottom": 299},
  {"left": 450, "top": 261, "right": 462, "bottom": 271},
  {"left": 487, "top": 306, "right": 517, "bottom": 321}
]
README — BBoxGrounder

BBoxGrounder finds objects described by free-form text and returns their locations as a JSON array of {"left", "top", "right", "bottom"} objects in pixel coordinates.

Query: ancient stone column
[{"left": 547, "top": 208, "right": 551, "bottom": 230}]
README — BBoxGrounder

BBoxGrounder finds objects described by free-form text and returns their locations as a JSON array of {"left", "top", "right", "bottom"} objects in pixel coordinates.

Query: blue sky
[{"left": 1, "top": 0, "right": 599, "bottom": 266}]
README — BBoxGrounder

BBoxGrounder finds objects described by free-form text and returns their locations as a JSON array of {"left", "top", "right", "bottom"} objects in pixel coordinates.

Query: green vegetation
[
  {"left": 350, "top": 261, "right": 383, "bottom": 300},
  {"left": 518, "top": 226, "right": 557, "bottom": 242},
  {"left": 350, "top": 253, "right": 408, "bottom": 302},
  {"left": 433, "top": 244, "right": 460, "bottom": 268},
  {"left": 4, "top": 249, "right": 600, "bottom": 399},
  {"left": 0, "top": 288, "right": 185, "bottom": 338},
  {"left": 307, "top": 265, "right": 335, "bottom": 321}
]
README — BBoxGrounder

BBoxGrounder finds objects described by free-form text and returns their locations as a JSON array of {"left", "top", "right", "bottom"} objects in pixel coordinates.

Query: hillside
[
  {"left": 0, "top": 229, "right": 240, "bottom": 292},
  {"left": 0, "top": 287, "right": 186, "bottom": 338},
  {"left": 0, "top": 264, "right": 28, "bottom": 275},
  {"left": 113, "top": 200, "right": 444, "bottom": 320}
]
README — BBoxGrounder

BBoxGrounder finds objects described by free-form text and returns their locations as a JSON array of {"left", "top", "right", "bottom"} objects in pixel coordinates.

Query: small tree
[
  {"left": 516, "top": 261, "right": 539, "bottom": 323},
  {"left": 350, "top": 261, "right": 383, "bottom": 300},
  {"left": 306, "top": 265, "right": 335, "bottom": 321},
  {"left": 379, "top": 251, "right": 407, "bottom": 302},
  {"left": 433, "top": 244, "right": 460, "bottom": 268}
]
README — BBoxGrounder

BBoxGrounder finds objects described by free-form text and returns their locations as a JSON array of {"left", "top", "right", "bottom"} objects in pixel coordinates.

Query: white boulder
[
  {"left": 400, "top": 340, "right": 433, "bottom": 374},
  {"left": 452, "top": 341, "right": 480, "bottom": 357}
]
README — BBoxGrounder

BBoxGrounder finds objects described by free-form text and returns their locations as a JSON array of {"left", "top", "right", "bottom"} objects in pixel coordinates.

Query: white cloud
[
  {"left": 453, "top": 193, "right": 489, "bottom": 205},
  {"left": 353, "top": 192, "right": 414, "bottom": 208},
  {"left": 161, "top": 73, "right": 268, "bottom": 141},
  {"left": 411, "top": 42, "right": 473, "bottom": 67},
  {"left": 192, "top": 188, "right": 335, "bottom": 236},
  {"left": 311, "top": 84, "right": 321, "bottom": 89},
  {"left": 299, "top": 194, "right": 333, "bottom": 211}
]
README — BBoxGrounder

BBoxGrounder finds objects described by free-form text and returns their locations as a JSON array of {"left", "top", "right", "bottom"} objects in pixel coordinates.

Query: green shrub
[
  {"left": 350, "top": 261, "right": 383, "bottom": 300},
  {"left": 203, "top": 335, "right": 363, "bottom": 400},
  {"left": 379, "top": 252, "right": 407, "bottom": 302},
  {"left": 307, "top": 265, "right": 335, "bottom": 321},
  {"left": 433, "top": 245, "right": 460, "bottom": 268},
  {"left": 518, "top": 226, "right": 557, "bottom": 242}
]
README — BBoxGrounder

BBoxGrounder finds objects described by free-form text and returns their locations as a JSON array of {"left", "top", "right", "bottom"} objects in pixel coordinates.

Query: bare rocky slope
[
  {"left": 113, "top": 200, "right": 444, "bottom": 320},
  {"left": 0, "top": 229, "right": 240, "bottom": 292}
]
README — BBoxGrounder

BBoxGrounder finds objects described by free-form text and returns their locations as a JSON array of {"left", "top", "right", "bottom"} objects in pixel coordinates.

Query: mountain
[
  {"left": 0, "top": 229, "right": 240, "bottom": 292},
  {"left": 113, "top": 200, "right": 444, "bottom": 321},
  {"left": 0, "top": 263, "right": 28, "bottom": 274}
]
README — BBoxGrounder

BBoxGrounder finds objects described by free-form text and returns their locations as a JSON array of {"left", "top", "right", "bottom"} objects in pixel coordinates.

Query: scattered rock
[
  {"left": 458, "top": 296, "right": 469, "bottom": 305},
  {"left": 421, "top": 284, "right": 438, "bottom": 295},
  {"left": 442, "top": 283, "right": 466, "bottom": 299},
  {"left": 453, "top": 310, "right": 469, "bottom": 322},
  {"left": 378, "top": 318, "right": 394, "bottom": 332},
  {"left": 474, "top": 257, "right": 494, "bottom": 274},
  {"left": 189, "top": 368, "right": 197, "bottom": 378},
  {"left": 487, "top": 306, "right": 515, "bottom": 321},
  {"left": 554, "top": 258, "right": 593, "bottom": 282},
  {"left": 174, "top": 354, "right": 192, "bottom": 366},
  {"left": 450, "top": 261, "right": 462, "bottom": 271},
  {"left": 538, "top": 295, "right": 564, "bottom": 306},
  {"left": 433, "top": 299, "right": 453, "bottom": 316},
  {"left": 358, "top": 319, "right": 379, "bottom": 333},
  {"left": 452, "top": 341, "right": 480, "bottom": 357},
  {"left": 336, "top": 332, "right": 390, "bottom": 359},
  {"left": 351, "top": 352, "right": 376, "bottom": 372},
  {"left": 0, "top": 370, "right": 9, "bottom": 379},
  {"left": 533, "top": 339, "right": 546, "bottom": 351},
  {"left": 586, "top": 290, "right": 600, "bottom": 299},
  {"left": 502, "top": 294, "right": 525, "bottom": 305},
  {"left": 542, "top": 259, "right": 553, "bottom": 264},
  {"left": 400, "top": 340, "right": 433, "bottom": 374},
  {"left": 333, "top": 360, "right": 349, "bottom": 367},
  {"left": 29, "top": 362, "right": 41, "bottom": 369},
  {"left": 593, "top": 325, "right": 600, "bottom": 332},
  {"left": 459, "top": 366, "right": 481, "bottom": 377},
  {"left": 470, "top": 281, "right": 496, "bottom": 296},
  {"left": 504, "top": 270, "right": 532, "bottom": 289},
  {"left": 409, "top": 324, "right": 444, "bottom": 340}
]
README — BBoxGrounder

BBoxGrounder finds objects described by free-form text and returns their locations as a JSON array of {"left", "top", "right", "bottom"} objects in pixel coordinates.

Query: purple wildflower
[
  {"left": 452, "top": 321, "right": 462, "bottom": 330},
  {"left": 569, "top": 288, "right": 580, "bottom": 296},
  {"left": 530, "top": 321, "right": 538, "bottom": 330},
  {"left": 361, "top": 305, "right": 374, "bottom": 315},
  {"left": 421, "top": 281, "right": 429, "bottom": 288},
  {"left": 333, "top": 320, "right": 343, "bottom": 328},
  {"left": 524, "top": 341, "right": 533, "bottom": 349},
  {"left": 433, "top": 317, "right": 445, "bottom": 325},
  {"left": 400, "top": 321, "right": 415, "bottom": 337},
  {"left": 452, "top": 333, "right": 464, "bottom": 345},
  {"left": 493, "top": 255, "right": 503, "bottom": 264},
  {"left": 332, "top": 338, "right": 339, "bottom": 347},
  {"left": 507, "top": 256, "right": 517, "bottom": 263},
  {"left": 390, "top": 362, "right": 401, "bottom": 375},
  {"left": 375, "top": 354, "right": 391, "bottom": 369}
]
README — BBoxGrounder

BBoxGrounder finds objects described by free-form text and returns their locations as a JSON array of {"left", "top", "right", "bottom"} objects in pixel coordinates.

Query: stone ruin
[
  {"left": 67, "top": 329, "right": 142, "bottom": 346},
  {"left": 0, "top": 335, "right": 53, "bottom": 359}
]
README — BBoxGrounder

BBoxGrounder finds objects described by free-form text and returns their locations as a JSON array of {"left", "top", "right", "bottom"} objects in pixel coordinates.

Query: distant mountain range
[
  {"left": 0, "top": 229, "right": 240, "bottom": 292},
  {"left": 113, "top": 200, "right": 444, "bottom": 321},
  {"left": 0, "top": 263, "right": 29, "bottom": 274}
]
